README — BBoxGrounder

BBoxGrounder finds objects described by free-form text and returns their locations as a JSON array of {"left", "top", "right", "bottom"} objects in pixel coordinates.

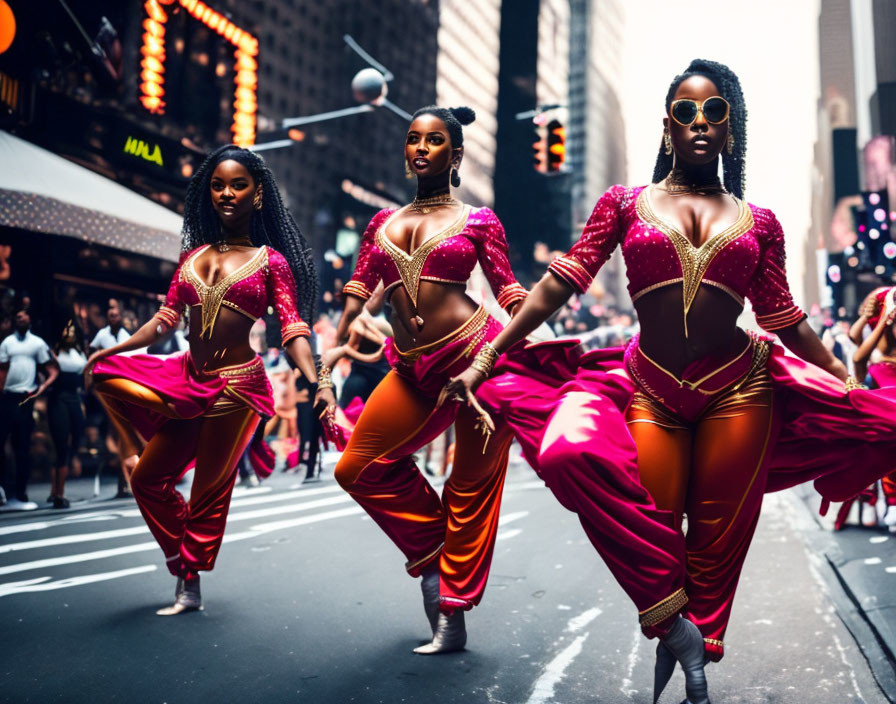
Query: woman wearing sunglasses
[{"left": 444, "top": 58, "right": 896, "bottom": 703}]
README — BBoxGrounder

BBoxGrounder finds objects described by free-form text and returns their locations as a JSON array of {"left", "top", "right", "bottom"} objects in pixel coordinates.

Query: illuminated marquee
[{"left": 139, "top": 0, "right": 258, "bottom": 146}]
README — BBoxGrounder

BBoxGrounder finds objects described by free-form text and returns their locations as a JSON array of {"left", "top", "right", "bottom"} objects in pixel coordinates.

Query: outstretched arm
[
  {"left": 439, "top": 272, "right": 574, "bottom": 405},
  {"left": 776, "top": 319, "right": 848, "bottom": 381}
]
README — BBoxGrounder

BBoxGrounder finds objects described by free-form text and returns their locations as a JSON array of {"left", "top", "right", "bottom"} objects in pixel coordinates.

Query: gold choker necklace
[
  {"left": 411, "top": 193, "right": 457, "bottom": 214},
  {"left": 660, "top": 173, "right": 727, "bottom": 197},
  {"left": 215, "top": 236, "right": 253, "bottom": 252}
]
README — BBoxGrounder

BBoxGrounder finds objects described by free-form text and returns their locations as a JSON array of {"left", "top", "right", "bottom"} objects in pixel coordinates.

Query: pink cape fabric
[
  {"left": 477, "top": 339, "right": 896, "bottom": 505},
  {"left": 869, "top": 361, "right": 896, "bottom": 389},
  {"left": 93, "top": 352, "right": 277, "bottom": 477}
]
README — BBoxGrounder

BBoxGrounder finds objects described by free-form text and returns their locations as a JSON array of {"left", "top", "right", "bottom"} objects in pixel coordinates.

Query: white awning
[{"left": 0, "top": 130, "right": 182, "bottom": 261}]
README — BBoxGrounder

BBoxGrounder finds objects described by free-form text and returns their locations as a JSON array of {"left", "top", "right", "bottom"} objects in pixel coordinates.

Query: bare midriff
[
  {"left": 635, "top": 284, "right": 749, "bottom": 377},
  {"left": 185, "top": 305, "right": 257, "bottom": 372},
  {"left": 389, "top": 282, "right": 479, "bottom": 350}
]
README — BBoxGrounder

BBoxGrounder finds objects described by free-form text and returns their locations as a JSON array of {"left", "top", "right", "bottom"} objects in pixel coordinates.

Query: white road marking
[
  {"left": 498, "top": 511, "right": 529, "bottom": 526},
  {"left": 566, "top": 606, "right": 602, "bottom": 632},
  {"left": 864, "top": 557, "right": 882, "bottom": 565},
  {"left": 0, "top": 495, "right": 355, "bottom": 553},
  {"left": 525, "top": 607, "right": 602, "bottom": 704},
  {"left": 0, "top": 484, "right": 346, "bottom": 537},
  {"left": 0, "top": 565, "right": 157, "bottom": 597},
  {"left": 620, "top": 624, "right": 643, "bottom": 699},
  {"left": 526, "top": 633, "right": 590, "bottom": 704},
  {"left": 869, "top": 536, "right": 889, "bottom": 544},
  {"left": 0, "top": 505, "right": 364, "bottom": 576},
  {"left": 496, "top": 529, "right": 522, "bottom": 541}
]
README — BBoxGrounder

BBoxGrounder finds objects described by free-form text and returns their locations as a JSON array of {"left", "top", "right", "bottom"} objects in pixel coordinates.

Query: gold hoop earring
[
  {"left": 663, "top": 133, "right": 672, "bottom": 156},
  {"left": 726, "top": 133, "right": 735, "bottom": 154},
  {"left": 405, "top": 161, "right": 413, "bottom": 179},
  {"left": 253, "top": 189, "right": 263, "bottom": 210}
]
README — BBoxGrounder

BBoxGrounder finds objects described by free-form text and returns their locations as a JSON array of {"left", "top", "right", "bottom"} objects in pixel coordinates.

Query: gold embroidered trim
[
  {"left": 182, "top": 245, "right": 268, "bottom": 339},
  {"left": 377, "top": 204, "right": 473, "bottom": 307},
  {"left": 419, "top": 275, "right": 467, "bottom": 286},
  {"left": 636, "top": 185, "right": 754, "bottom": 337},
  {"left": 343, "top": 280, "right": 373, "bottom": 300},
  {"left": 630, "top": 278, "right": 684, "bottom": 303},
  {"left": 154, "top": 306, "right": 180, "bottom": 327},
  {"left": 405, "top": 542, "right": 444, "bottom": 573},
  {"left": 702, "top": 279, "right": 746, "bottom": 307},
  {"left": 394, "top": 306, "right": 489, "bottom": 364},
  {"left": 704, "top": 638, "right": 724, "bottom": 648},
  {"left": 755, "top": 306, "right": 805, "bottom": 330},
  {"left": 220, "top": 299, "right": 258, "bottom": 321},
  {"left": 639, "top": 587, "right": 688, "bottom": 626}
]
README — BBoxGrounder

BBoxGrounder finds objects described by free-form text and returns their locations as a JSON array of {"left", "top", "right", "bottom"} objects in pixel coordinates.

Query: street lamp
[{"left": 251, "top": 35, "right": 411, "bottom": 152}]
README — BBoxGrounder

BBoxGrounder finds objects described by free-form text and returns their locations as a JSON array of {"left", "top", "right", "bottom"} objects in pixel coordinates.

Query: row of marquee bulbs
[{"left": 139, "top": 0, "right": 258, "bottom": 146}]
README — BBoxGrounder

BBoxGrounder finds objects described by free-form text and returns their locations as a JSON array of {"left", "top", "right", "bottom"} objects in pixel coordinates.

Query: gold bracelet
[
  {"left": 317, "top": 364, "right": 334, "bottom": 390},
  {"left": 844, "top": 375, "right": 867, "bottom": 392},
  {"left": 470, "top": 342, "right": 499, "bottom": 376}
]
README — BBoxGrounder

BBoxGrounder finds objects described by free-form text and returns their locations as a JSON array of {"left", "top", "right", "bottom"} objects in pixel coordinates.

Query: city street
[{"left": 0, "top": 459, "right": 891, "bottom": 704}]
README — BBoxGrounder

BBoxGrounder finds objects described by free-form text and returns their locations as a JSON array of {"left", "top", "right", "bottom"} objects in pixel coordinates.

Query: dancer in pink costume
[
  {"left": 85, "top": 145, "right": 319, "bottom": 615},
  {"left": 850, "top": 287, "right": 896, "bottom": 530},
  {"left": 446, "top": 59, "right": 896, "bottom": 704}
]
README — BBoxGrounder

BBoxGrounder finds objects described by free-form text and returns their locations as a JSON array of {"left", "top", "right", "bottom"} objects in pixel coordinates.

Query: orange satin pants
[
  {"left": 96, "top": 379, "right": 259, "bottom": 576},
  {"left": 334, "top": 370, "right": 514, "bottom": 612},
  {"left": 627, "top": 376, "right": 775, "bottom": 662}
]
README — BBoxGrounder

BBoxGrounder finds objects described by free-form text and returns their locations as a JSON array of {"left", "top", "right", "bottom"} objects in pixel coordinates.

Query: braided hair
[
  {"left": 181, "top": 145, "right": 318, "bottom": 324},
  {"left": 651, "top": 59, "right": 747, "bottom": 199}
]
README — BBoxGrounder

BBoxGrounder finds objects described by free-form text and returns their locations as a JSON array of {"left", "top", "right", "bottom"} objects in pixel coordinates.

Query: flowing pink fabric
[
  {"left": 477, "top": 340, "right": 687, "bottom": 623},
  {"left": 93, "top": 352, "right": 276, "bottom": 477},
  {"left": 869, "top": 361, "right": 896, "bottom": 389},
  {"left": 481, "top": 338, "right": 896, "bottom": 506}
]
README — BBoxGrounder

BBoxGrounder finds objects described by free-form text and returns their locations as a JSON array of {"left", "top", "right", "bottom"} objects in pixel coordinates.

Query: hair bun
[{"left": 449, "top": 106, "right": 476, "bottom": 126}]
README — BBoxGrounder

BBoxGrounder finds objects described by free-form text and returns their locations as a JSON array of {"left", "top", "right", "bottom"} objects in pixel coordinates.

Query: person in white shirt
[
  {"left": 0, "top": 308, "right": 59, "bottom": 510},
  {"left": 89, "top": 307, "right": 131, "bottom": 353}
]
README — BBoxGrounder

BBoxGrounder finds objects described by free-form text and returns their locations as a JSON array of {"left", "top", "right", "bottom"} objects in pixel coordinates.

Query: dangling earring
[
  {"left": 253, "top": 188, "right": 263, "bottom": 210},
  {"left": 450, "top": 166, "right": 461, "bottom": 188},
  {"left": 663, "top": 133, "right": 672, "bottom": 156},
  {"left": 726, "top": 133, "right": 735, "bottom": 154},
  {"left": 405, "top": 161, "right": 413, "bottom": 179}
]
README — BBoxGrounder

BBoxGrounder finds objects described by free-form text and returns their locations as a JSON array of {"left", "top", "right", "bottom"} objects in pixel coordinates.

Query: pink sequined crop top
[
  {"left": 548, "top": 184, "right": 806, "bottom": 333},
  {"left": 154, "top": 244, "right": 311, "bottom": 346},
  {"left": 343, "top": 205, "right": 528, "bottom": 312}
]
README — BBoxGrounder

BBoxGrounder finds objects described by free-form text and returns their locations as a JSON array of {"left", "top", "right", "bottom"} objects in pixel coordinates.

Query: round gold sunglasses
[{"left": 669, "top": 96, "right": 730, "bottom": 126}]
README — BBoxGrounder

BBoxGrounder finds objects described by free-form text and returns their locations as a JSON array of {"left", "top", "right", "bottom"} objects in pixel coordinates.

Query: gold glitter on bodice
[
  {"left": 635, "top": 185, "right": 754, "bottom": 336},
  {"left": 376, "top": 204, "right": 473, "bottom": 308},
  {"left": 181, "top": 245, "right": 268, "bottom": 338}
]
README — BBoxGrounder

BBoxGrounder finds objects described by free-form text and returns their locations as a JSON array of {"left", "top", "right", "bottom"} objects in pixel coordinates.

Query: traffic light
[
  {"left": 532, "top": 120, "right": 548, "bottom": 173},
  {"left": 546, "top": 119, "right": 566, "bottom": 172}
]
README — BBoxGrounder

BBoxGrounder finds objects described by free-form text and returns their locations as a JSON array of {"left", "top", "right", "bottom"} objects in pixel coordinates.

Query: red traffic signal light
[
  {"left": 532, "top": 121, "right": 548, "bottom": 173},
  {"left": 546, "top": 119, "right": 565, "bottom": 172}
]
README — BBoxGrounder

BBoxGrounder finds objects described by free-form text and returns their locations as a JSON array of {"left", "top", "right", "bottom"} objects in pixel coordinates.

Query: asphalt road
[{"left": 0, "top": 461, "right": 891, "bottom": 703}]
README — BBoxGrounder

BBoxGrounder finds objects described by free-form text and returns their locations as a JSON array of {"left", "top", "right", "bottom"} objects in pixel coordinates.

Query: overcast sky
[{"left": 620, "top": 0, "right": 822, "bottom": 297}]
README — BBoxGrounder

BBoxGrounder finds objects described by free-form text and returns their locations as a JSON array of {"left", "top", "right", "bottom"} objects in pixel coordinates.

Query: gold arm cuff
[
  {"left": 638, "top": 587, "right": 688, "bottom": 627},
  {"left": 845, "top": 375, "right": 868, "bottom": 392}
]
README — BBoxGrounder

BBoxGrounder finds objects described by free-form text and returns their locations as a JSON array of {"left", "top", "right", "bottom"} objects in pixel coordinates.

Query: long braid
[
  {"left": 651, "top": 59, "right": 747, "bottom": 199},
  {"left": 181, "top": 145, "right": 318, "bottom": 324}
]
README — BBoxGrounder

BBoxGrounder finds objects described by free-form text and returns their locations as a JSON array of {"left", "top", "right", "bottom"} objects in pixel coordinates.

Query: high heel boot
[
  {"left": 413, "top": 610, "right": 466, "bottom": 654},
  {"left": 156, "top": 574, "right": 202, "bottom": 616},
  {"left": 420, "top": 567, "right": 441, "bottom": 635},
  {"left": 653, "top": 616, "right": 709, "bottom": 704}
]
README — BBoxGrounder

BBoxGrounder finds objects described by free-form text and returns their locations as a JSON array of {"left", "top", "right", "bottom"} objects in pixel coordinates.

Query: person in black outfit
[{"left": 47, "top": 320, "right": 88, "bottom": 508}]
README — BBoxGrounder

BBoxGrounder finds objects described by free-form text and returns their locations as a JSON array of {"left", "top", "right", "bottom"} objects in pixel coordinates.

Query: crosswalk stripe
[
  {"left": 0, "top": 504, "right": 364, "bottom": 576},
  {"left": 0, "top": 495, "right": 355, "bottom": 554},
  {"left": 0, "top": 565, "right": 157, "bottom": 597},
  {"left": 0, "top": 484, "right": 346, "bottom": 537}
]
